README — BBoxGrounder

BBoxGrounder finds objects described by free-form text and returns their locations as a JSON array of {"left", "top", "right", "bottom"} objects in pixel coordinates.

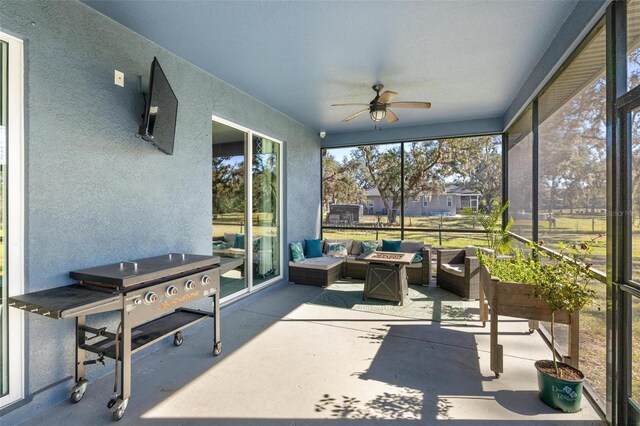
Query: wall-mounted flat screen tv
[{"left": 139, "top": 57, "right": 178, "bottom": 155}]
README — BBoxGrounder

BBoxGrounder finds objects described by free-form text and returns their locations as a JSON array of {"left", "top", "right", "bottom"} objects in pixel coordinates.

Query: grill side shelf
[
  {"left": 8, "top": 284, "right": 122, "bottom": 319},
  {"left": 86, "top": 310, "right": 210, "bottom": 359}
]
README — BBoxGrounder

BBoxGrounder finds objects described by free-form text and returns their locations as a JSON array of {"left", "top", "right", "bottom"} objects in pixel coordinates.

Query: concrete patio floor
[{"left": 20, "top": 282, "right": 604, "bottom": 425}]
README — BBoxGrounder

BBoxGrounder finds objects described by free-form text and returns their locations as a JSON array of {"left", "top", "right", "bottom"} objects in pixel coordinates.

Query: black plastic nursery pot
[{"left": 534, "top": 360, "right": 585, "bottom": 413}]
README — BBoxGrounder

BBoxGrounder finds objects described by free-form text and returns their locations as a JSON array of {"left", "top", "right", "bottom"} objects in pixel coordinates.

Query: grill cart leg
[
  {"left": 110, "top": 310, "right": 131, "bottom": 421},
  {"left": 213, "top": 290, "right": 221, "bottom": 356},
  {"left": 71, "top": 316, "right": 88, "bottom": 403}
]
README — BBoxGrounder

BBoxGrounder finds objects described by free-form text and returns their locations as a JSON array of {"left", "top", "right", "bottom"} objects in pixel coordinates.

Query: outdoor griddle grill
[{"left": 8, "top": 253, "right": 224, "bottom": 421}]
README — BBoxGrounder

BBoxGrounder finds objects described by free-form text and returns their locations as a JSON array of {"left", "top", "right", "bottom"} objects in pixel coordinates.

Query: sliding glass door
[{"left": 212, "top": 117, "right": 283, "bottom": 300}]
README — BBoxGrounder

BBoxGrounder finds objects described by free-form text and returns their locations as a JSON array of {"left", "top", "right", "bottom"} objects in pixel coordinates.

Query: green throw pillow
[
  {"left": 412, "top": 252, "right": 423, "bottom": 263},
  {"left": 326, "top": 242, "right": 348, "bottom": 257},
  {"left": 290, "top": 242, "right": 305, "bottom": 263},
  {"left": 212, "top": 241, "right": 227, "bottom": 250},
  {"left": 382, "top": 239, "right": 401, "bottom": 252},
  {"left": 234, "top": 233, "right": 245, "bottom": 249},
  {"left": 304, "top": 239, "right": 323, "bottom": 258},
  {"left": 361, "top": 241, "right": 378, "bottom": 253}
]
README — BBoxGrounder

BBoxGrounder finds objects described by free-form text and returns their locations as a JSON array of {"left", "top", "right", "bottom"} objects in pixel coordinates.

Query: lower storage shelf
[{"left": 89, "top": 309, "right": 210, "bottom": 359}]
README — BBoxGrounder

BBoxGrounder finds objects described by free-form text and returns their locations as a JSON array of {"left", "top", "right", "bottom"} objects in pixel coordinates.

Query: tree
[
  {"left": 321, "top": 153, "right": 366, "bottom": 214},
  {"left": 453, "top": 136, "right": 502, "bottom": 208},
  {"left": 352, "top": 139, "right": 487, "bottom": 223}
]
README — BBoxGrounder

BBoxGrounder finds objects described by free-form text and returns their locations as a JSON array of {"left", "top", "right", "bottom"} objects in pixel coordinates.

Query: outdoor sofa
[{"left": 289, "top": 239, "right": 432, "bottom": 287}]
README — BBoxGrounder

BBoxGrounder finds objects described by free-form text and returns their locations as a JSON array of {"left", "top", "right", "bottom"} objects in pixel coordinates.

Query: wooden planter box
[{"left": 479, "top": 265, "right": 579, "bottom": 378}]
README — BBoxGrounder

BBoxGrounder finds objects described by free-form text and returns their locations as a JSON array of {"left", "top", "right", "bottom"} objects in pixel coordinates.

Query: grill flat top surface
[{"left": 70, "top": 253, "right": 220, "bottom": 288}]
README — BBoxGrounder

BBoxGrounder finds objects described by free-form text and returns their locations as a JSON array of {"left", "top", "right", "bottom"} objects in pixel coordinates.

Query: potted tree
[
  {"left": 531, "top": 238, "right": 599, "bottom": 413},
  {"left": 477, "top": 237, "right": 599, "bottom": 412}
]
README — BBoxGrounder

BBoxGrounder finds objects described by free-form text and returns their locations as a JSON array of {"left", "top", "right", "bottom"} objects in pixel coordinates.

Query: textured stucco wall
[{"left": 0, "top": 0, "right": 319, "bottom": 422}]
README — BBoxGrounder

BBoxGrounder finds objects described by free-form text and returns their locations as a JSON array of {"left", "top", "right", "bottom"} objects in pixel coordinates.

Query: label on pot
[{"left": 553, "top": 385, "right": 578, "bottom": 400}]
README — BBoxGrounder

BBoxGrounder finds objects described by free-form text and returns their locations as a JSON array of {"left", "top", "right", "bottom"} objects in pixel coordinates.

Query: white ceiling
[{"left": 84, "top": 0, "right": 578, "bottom": 134}]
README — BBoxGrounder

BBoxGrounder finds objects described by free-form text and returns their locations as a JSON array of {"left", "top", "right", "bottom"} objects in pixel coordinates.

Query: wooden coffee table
[{"left": 357, "top": 251, "right": 415, "bottom": 305}]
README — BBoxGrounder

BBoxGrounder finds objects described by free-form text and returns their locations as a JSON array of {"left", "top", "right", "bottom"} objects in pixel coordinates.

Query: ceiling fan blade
[
  {"left": 331, "top": 103, "right": 370, "bottom": 107},
  {"left": 386, "top": 101, "right": 431, "bottom": 109},
  {"left": 342, "top": 108, "right": 369, "bottom": 122},
  {"left": 386, "top": 109, "right": 399, "bottom": 123},
  {"left": 377, "top": 91, "right": 398, "bottom": 104}
]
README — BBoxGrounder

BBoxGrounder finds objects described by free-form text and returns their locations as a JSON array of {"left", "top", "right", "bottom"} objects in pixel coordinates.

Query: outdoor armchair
[{"left": 436, "top": 246, "right": 494, "bottom": 299}]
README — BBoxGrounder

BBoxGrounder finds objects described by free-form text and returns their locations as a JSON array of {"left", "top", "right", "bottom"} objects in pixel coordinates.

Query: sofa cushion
[
  {"left": 324, "top": 239, "right": 353, "bottom": 254},
  {"left": 382, "top": 239, "right": 401, "bottom": 252},
  {"left": 290, "top": 241, "right": 305, "bottom": 263},
  {"left": 400, "top": 241, "right": 424, "bottom": 253},
  {"left": 234, "top": 233, "right": 245, "bottom": 249},
  {"left": 305, "top": 239, "right": 324, "bottom": 258},
  {"left": 224, "top": 233, "right": 236, "bottom": 245},
  {"left": 212, "top": 240, "right": 227, "bottom": 250},
  {"left": 359, "top": 241, "right": 379, "bottom": 254},
  {"left": 289, "top": 256, "right": 343, "bottom": 271},
  {"left": 326, "top": 242, "right": 348, "bottom": 257},
  {"left": 441, "top": 263, "right": 465, "bottom": 277}
]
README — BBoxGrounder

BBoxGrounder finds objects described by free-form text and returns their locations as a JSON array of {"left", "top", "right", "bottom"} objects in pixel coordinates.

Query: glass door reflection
[{"left": 212, "top": 121, "right": 248, "bottom": 299}]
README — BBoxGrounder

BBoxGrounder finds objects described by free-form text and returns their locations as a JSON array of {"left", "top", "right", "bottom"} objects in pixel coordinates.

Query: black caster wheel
[
  {"left": 70, "top": 390, "right": 84, "bottom": 404},
  {"left": 107, "top": 398, "right": 117, "bottom": 409},
  {"left": 113, "top": 408, "right": 125, "bottom": 421},
  {"left": 213, "top": 343, "right": 222, "bottom": 356},
  {"left": 174, "top": 331, "right": 184, "bottom": 346}
]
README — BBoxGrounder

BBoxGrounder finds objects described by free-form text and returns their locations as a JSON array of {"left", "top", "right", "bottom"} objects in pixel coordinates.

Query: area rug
[{"left": 308, "top": 279, "right": 474, "bottom": 324}]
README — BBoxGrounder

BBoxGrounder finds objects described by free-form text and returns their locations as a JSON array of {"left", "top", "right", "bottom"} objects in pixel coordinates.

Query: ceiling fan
[{"left": 331, "top": 84, "right": 431, "bottom": 123}]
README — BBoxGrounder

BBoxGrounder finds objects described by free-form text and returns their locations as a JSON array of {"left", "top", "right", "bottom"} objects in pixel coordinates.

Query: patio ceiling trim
[{"left": 320, "top": 117, "right": 502, "bottom": 147}]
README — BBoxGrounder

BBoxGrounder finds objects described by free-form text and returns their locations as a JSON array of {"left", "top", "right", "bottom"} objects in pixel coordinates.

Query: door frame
[{"left": 0, "top": 31, "right": 25, "bottom": 409}]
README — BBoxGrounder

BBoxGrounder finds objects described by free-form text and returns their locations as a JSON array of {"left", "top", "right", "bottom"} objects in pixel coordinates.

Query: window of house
[{"left": 447, "top": 196, "right": 453, "bottom": 207}]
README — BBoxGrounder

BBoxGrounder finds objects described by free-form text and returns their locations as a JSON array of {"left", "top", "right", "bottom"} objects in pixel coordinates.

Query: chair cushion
[
  {"left": 464, "top": 245, "right": 478, "bottom": 257},
  {"left": 304, "top": 239, "right": 324, "bottom": 258},
  {"left": 224, "top": 233, "right": 236, "bottom": 245},
  {"left": 289, "top": 256, "right": 343, "bottom": 271},
  {"left": 400, "top": 241, "right": 424, "bottom": 253},
  {"left": 324, "top": 239, "right": 353, "bottom": 254},
  {"left": 441, "top": 263, "right": 465, "bottom": 277},
  {"left": 411, "top": 252, "right": 423, "bottom": 263},
  {"left": 290, "top": 241, "right": 305, "bottom": 263},
  {"left": 326, "top": 242, "right": 348, "bottom": 257},
  {"left": 382, "top": 239, "right": 401, "bottom": 252}
]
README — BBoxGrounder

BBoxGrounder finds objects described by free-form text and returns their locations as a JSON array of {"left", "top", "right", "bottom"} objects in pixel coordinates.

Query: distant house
[{"left": 363, "top": 184, "right": 481, "bottom": 217}]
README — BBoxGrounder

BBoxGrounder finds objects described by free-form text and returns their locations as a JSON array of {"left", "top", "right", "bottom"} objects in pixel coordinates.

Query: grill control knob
[
  {"left": 144, "top": 291, "right": 158, "bottom": 304},
  {"left": 134, "top": 298, "right": 142, "bottom": 305},
  {"left": 184, "top": 280, "right": 195, "bottom": 290},
  {"left": 166, "top": 286, "right": 178, "bottom": 297},
  {"left": 201, "top": 275, "right": 211, "bottom": 286}
]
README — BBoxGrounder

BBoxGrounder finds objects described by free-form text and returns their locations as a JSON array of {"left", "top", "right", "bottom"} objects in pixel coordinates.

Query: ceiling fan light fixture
[{"left": 370, "top": 107, "right": 386, "bottom": 122}]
